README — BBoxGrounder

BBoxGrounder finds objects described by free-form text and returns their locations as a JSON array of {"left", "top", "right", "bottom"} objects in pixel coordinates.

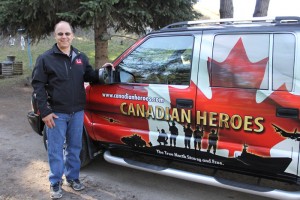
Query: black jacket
[{"left": 31, "top": 44, "right": 99, "bottom": 118}]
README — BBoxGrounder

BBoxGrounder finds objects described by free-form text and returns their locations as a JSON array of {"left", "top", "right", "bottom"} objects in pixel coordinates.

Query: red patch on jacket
[{"left": 76, "top": 59, "right": 82, "bottom": 65}]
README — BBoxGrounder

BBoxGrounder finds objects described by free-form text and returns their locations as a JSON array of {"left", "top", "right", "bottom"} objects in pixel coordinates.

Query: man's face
[{"left": 54, "top": 22, "right": 74, "bottom": 50}]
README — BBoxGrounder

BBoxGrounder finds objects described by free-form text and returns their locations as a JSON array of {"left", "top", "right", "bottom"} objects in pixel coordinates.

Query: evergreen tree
[{"left": 0, "top": 0, "right": 201, "bottom": 67}]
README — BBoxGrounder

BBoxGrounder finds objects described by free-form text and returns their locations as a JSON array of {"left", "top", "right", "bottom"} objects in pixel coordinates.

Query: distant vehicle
[{"left": 28, "top": 16, "right": 300, "bottom": 199}]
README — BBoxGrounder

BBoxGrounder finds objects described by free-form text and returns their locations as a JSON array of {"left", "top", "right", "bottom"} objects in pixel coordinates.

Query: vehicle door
[
  {"left": 87, "top": 33, "right": 201, "bottom": 159},
  {"left": 195, "top": 30, "right": 300, "bottom": 180}
]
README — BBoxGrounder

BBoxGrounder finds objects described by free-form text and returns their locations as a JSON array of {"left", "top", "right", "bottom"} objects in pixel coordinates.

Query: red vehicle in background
[{"left": 28, "top": 16, "right": 300, "bottom": 199}]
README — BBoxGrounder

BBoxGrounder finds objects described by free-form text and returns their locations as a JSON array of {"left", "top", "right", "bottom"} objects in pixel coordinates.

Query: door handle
[
  {"left": 176, "top": 99, "right": 193, "bottom": 109},
  {"left": 276, "top": 107, "right": 299, "bottom": 119}
]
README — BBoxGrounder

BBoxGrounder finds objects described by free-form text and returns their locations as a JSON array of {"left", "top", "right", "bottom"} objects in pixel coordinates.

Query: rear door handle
[
  {"left": 276, "top": 107, "right": 299, "bottom": 119},
  {"left": 176, "top": 99, "right": 193, "bottom": 109}
]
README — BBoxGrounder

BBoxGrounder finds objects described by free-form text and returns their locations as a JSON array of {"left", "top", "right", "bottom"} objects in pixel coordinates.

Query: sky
[{"left": 196, "top": 0, "right": 299, "bottom": 19}]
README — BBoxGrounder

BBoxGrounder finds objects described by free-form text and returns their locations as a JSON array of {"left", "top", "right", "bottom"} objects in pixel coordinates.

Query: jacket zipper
[{"left": 64, "top": 62, "right": 69, "bottom": 77}]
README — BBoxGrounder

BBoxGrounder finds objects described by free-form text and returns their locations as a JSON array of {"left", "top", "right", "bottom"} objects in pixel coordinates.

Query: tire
[
  {"left": 42, "top": 127, "right": 91, "bottom": 168},
  {"left": 80, "top": 133, "right": 91, "bottom": 168}
]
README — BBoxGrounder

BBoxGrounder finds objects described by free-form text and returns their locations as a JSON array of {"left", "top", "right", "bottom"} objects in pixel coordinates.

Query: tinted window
[
  {"left": 211, "top": 34, "right": 269, "bottom": 89},
  {"left": 273, "top": 34, "right": 295, "bottom": 91},
  {"left": 118, "top": 36, "right": 193, "bottom": 85}
]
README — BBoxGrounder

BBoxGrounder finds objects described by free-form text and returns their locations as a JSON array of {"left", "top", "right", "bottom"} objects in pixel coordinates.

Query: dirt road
[{"left": 0, "top": 78, "right": 275, "bottom": 200}]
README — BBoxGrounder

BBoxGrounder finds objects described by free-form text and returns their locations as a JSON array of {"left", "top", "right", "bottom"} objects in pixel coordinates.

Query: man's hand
[
  {"left": 102, "top": 63, "right": 115, "bottom": 71},
  {"left": 42, "top": 113, "right": 58, "bottom": 129}
]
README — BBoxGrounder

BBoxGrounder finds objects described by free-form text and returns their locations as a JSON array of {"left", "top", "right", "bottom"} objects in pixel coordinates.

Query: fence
[{"left": 0, "top": 61, "right": 23, "bottom": 77}]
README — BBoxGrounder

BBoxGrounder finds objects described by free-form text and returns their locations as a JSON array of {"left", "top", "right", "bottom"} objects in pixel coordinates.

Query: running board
[{"left": 104, "top": 151, "right": 300, "bottom": 200}]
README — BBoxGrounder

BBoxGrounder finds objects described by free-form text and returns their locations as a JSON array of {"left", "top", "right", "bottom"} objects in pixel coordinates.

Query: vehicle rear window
[
  {"left": 211, "top": 34, "right": 269, "bottom": 90},
  {"left": 272, "top": 33, "right": 295, "bottom": 91},
  {"left": 210, "top": 33, "right": 295, "bottom": 91}
]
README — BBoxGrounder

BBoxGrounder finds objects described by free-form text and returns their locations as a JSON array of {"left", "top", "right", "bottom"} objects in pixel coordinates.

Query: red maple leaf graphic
[
  {"left": 209, "top": 38, "right": 269, "bottom": 89},
  {"left": 201, "top": 38, "right": 300, "bottom": 157}
]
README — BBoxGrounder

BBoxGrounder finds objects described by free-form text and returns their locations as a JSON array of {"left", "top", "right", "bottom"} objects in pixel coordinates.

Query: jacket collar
[{"left": 52, "top": 44, "right": 80, "bottom": 55}]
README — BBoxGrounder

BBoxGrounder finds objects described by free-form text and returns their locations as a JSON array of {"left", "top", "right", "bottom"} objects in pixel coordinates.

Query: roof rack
[
  {"left": 161, "top": 16, "right": 300, "bottom": 30},
  {"left": 275, "top": 16, "right": 300, "bottom": 24}
]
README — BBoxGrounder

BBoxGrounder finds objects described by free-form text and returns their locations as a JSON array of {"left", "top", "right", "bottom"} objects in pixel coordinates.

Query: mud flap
[{"left": 27, "top": 111, "right": 44, "bottom": 136}]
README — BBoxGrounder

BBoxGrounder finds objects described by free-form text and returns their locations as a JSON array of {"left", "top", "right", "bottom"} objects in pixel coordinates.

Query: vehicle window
[
  {"left": 273, "top": 34, "right": 295, "bottom": 91},
  {"left": 118, "top": 36, "right": 193, "bottom": 85},
  {"left": 211, "top": 34, "right": 269, "bottom": 89}
]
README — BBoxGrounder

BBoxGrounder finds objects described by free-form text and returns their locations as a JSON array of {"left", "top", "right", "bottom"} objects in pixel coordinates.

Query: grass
[{"left": 0, "top": 30, "right": 137, "bottom": 86}]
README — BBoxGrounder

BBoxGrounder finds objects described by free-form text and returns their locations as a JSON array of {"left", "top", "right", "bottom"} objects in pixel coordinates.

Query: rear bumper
[{"left": 27, "top": 111, "right": 44, "bottom": 136}]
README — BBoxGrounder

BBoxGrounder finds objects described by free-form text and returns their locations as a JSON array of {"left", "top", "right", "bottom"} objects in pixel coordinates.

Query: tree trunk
[
  {"left": 94, "top": 15, "right": 109, "bottom": 69},
  {"left": 253, "top": 0, "right": 270, "bottom": 17},
  {"left": 220, "top": 0, "right": 233, "bottom": 19}
]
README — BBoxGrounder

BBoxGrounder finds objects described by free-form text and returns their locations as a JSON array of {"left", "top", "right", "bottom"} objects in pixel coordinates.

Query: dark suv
[{"left": 28, "top": 16, "right": 300, "bottom": 199}]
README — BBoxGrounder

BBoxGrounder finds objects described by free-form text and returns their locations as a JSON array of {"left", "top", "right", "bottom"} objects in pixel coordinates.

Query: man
[
  {"left": 207, "top": 128, "right": 219, "bottom": 155},
  {"left": 183, "top": 124, "right": 193, "bottom": 149},
  {"left": 31, "top": 21, "right": 112, "bottom": 199},
  {"left": 168, "top": 121, "right": 178, "bottom": 147},
  {"left": 193, "top": 125, "right": 204, "bottom": 151}
]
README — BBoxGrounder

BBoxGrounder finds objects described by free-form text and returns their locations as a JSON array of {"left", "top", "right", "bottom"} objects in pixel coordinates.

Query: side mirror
[
  {"left": 98, "top": 64, "right": 113, "bottom": 84},
  {"left": 98, "top": 67, "right": 110, "bottom": 84}
]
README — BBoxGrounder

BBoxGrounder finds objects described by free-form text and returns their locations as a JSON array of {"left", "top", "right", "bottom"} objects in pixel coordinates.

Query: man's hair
[{"left": 54, "top": 21, "right": 74, "bottom": 33}]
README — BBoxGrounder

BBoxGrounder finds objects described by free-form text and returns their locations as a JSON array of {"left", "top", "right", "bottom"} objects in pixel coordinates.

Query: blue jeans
[{"left": 46, "top": 110, "right": 84, "bottom": 185}]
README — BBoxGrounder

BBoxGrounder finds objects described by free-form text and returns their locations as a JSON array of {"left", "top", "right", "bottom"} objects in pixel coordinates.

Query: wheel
[
  {"left": 80, "top": 133, "right": 91, "bottom": 168},
  {"left": 42, "top": 127, "right": 91, "bottom": 168}
]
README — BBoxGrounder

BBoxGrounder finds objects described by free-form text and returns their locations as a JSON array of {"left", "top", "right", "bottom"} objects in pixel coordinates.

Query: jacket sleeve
[
  {"left": 82, "top": 54, "right": 99, "bottom": 83},
  {"left": 31, "top": 56, "right": 53, "bottom": 118}
]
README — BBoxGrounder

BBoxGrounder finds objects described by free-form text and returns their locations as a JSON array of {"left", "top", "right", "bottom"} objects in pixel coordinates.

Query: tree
[
  {"left": 0, "top": 0, "right": 201, "bottom": 68},
  {"left": 219, "top": 0, "right": 270, "bottom": 19},
  {"left": 253, "top": 0, "right": 270, "bottom": 17},
  {"left": 219, "top": 0, "right": 233, "bottom": 19}
]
